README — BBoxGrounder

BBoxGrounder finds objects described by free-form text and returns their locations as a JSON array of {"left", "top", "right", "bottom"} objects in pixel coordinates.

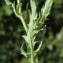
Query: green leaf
[
  {"left": 22, "top": 35, "right": 30, "bottom": 44},
  {"left": 30, "top": 0, "right": 37, "bottom": 21},
  {"left": 11, "top": 2, "right": 20, "bottom": 17},
  {"left": 16, "top": 3, "right": 22, "bottom": 15},
  {"left": 26, "top": 3, "right": 30, "bottom": 21},
  {"left": 22, "top": 33, "right": 31, "bottom": 49},
  {"left": 21, "top": 44, "right": 27, "bottom": 57},
  {"left": 41, "top": 0, "right": 53, "bottom": 22},
  {"left": 5, "top": 0, "right": 12, "bottom": 5},
  {"left": 34, "top": 41, "right": 43, "bottom": 53}
]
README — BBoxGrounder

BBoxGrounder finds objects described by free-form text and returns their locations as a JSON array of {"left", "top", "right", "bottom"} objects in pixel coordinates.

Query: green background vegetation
[{"left": 0, "top": 0, "right": 63, "bottom": 63}]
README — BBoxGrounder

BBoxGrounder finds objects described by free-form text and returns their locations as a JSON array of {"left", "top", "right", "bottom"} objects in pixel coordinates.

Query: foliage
[
  {"left": 0, "top": 0, "right": 63, "bottom": 63},
  {"left": 5, "top": 0, "right": 53, "bottom": 63}
]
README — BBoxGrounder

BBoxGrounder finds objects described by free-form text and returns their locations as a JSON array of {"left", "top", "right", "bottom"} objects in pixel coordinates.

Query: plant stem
[
  {"left": 19, "top": 16, "right": 28, "bottom": 33},
  {"left": 31, "top": 48, "right": 34, "bottom": 63},
  {"left": 30, "top": 40, "right": 36, "bottom": 63},
  {"left": 16, "top": 0, "right": 28, "bottom": 33}
]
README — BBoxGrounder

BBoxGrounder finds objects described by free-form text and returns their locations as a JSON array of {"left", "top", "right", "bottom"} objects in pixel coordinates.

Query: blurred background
[{"left": 0, "top": 0, "right": 63, "bottom": 63}]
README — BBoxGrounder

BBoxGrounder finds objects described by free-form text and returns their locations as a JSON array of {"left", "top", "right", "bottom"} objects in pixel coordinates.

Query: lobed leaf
[{"left": 41, "top": 0, "right": 53, "bottom": 22}]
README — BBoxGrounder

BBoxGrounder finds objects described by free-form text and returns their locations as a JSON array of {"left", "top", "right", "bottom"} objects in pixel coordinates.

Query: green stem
[
  {"left": 30, "top": 40, "right": 36, "bottom": 63},
  {"left": 31, "top": 49, "right": 35, "bottom": 63},
  {"left": 17, "top": 0, "right": 28, "bottom": 33},
  {"left": 19, "top": 16, "right": 28, "bottom": 33}
]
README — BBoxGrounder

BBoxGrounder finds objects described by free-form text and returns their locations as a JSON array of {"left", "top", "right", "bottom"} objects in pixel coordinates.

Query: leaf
[
  {"left": 34, "top": 41, "right": 43, "bottom": 54},
  {"left": 22, "top": 34, "right": 31, "bottom": 49},
  {"left": 16, "top": 3, "right": 22, "bottom": 15},
  {"left": 33, "top": 41, "right": 37, "bottom": 49},
  {"left": 41, "top": 0, "right": 53, "bottom": 22},
  {"left": 30, "top": 0, "right": 37, "bottom": 21},
  {"left": 41, "top": 25, "right": 46, "bottom": 40},
  {"left": 5, "top": 0, "right": 12, "bottom": 5},
  {"left": 21, "top": 44, "right": 27, "bottom": 57},
  {"left": 22, "top": 35, "right": 29, "bottom": 44},
  {"left": 26, "top": 3, "right": 30, "bottom": 21},
  {"left": 11, "top": 2, "right": 20, "bottom": 17}
]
